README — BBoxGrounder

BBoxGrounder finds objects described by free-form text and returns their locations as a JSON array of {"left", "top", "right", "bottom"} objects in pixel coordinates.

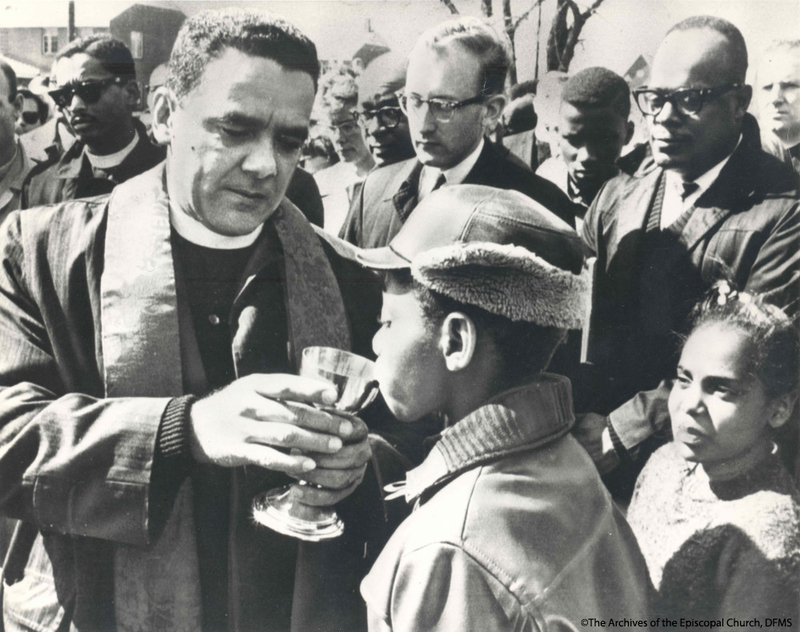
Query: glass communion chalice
[{"left": 252, "top": 346, "right": 379, "bottom": 541}]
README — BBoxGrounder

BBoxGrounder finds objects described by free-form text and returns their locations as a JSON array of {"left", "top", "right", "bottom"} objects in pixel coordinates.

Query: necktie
[
  {"left": 431, "top": 173, "right": 447, "bottom": 194},
  {"left": 680, "top": 180, "right": 699, "bottom": 201}
]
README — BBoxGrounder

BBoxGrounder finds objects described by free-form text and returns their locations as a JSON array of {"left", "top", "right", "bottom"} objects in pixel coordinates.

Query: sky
[{"left": 1, "top": 0, "right": 798, "bottom": 81}]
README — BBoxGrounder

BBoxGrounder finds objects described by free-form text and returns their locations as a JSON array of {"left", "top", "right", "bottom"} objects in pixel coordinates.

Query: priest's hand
[{"left": 188, "top": 374, "right": 370, "bottom": 501}]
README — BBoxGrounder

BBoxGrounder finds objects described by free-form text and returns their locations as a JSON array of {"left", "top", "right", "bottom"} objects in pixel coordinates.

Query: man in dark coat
[
  {"left": 575, "top": 16, "right": 800, "bottom": 493},
  {"left": 339, "top": 16, "right": 577, "bottom": 248},
  {"left": 22, "top": 35, "right": 165, "bottom": 207},
  {"left": 0, "top": 10, "right": 389, "bottom": 632}
]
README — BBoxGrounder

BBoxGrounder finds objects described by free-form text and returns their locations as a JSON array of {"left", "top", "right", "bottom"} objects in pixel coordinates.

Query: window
[
  {"left": 42, "top": 33, "right": 59, "bottom": 55},
  {"left": 130, "top": 31, "right": 143, "bottom": 59}
]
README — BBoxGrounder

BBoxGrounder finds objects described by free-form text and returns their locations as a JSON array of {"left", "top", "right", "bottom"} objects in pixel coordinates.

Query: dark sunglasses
[
  {"left": 49, "top": 76, "right": 126, "bottom": 109},
  {"left": 20, "top": 111, "right": 40, "bottom": 125}
]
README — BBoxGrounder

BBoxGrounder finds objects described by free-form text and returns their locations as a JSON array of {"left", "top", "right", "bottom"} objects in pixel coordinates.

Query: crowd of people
[{"left": 0, "top": 6, "right": 797, "bottom": 632}]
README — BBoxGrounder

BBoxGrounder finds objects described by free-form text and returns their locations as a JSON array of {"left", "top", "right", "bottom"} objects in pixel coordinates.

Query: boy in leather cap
[{"left": 354, "top": 185, "right": 652, "bottom": 631}]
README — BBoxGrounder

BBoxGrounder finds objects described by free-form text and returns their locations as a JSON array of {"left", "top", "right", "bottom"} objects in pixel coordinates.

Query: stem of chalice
[{"left": 251, "top": 347, "right": 379, "bottom": 541}]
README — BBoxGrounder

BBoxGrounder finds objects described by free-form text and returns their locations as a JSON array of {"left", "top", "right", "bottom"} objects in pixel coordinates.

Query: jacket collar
[{"left": 392, "top": 374, "right": 575, "bottom": 504}]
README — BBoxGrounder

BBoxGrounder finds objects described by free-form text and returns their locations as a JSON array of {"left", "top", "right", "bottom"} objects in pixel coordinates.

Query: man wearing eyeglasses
[
  {"left": 22, "top": 35, "right": 164, "bottom": 208},
  {"left": 355, "top": 52, "right": 415, "bottom": 168},
  {"left": 574, "top": 16, "right": 800, "bottom": 495},
  {"left": 339, "top": 17, "right": 576, "bottom": 248},
  {"left": 314, "top": 72, "right": 375, "bottom": 233}
]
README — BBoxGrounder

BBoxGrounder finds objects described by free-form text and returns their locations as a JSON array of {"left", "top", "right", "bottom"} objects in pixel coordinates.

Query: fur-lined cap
[
  {"left": 356, "top": 185, "right": 589, "bottom": 328},
  {"left": 413, "top": 242, "right": 589, "bottom": 328}
]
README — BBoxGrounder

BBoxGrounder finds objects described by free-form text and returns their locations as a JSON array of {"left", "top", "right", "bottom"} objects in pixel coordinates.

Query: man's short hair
[
  {"left": 761, "top": 39, "right": 800, "bottom": 60},
  {"left": 562, "top": 67, "right": 631, "bottom": 118},
  {"left": 56, "top": 35, "right": 137, "bottom": 82},
  {"left": 509, "top": 79, "right": 537, "bottom": 101},
  {"left": 0, "top": 61, "right": 16, "bottom": 101},
  {"left": 167, "top": 9, "right": 320, "bottom": 101},
  {"left": 417, "top": 16, "right": 511, "bottom": 96},
  {"left": 358, "top": 52, "right": 407, "bottom": 105},
  {"left": 667, "top": 15, "right": 748, "bottom": 83}
]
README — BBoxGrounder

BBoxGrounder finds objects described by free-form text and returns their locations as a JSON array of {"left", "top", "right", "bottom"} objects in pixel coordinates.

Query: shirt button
[{"left": 208, "top": 314, "right": 221, "bottom": 326}]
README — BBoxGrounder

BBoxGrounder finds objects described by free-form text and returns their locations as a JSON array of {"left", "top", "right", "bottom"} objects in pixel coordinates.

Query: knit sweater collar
[{"left": 397, "top": 373, "right": 575, "bottom": 504}]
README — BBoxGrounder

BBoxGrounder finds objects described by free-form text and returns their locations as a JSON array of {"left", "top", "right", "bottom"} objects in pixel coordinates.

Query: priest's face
[{"left": 159, "top": 47, "right": 314, "bottom": 236}]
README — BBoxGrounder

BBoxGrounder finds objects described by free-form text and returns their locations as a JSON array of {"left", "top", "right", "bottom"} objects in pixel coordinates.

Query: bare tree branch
[
  {"left": 512, "top": 0, "right": 546, "bottom": 31},
  {"left": 439, "top": 0, "right": 460, "bottom": 14},
  {"left": 481, "top": 0, "right": 493, "bottom": 17}
]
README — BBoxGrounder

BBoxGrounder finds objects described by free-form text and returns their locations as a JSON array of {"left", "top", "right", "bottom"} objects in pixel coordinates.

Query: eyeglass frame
[
  {"left": 632, "top": 83, "right": 742, "bottom": 117},
  {"left": 48, "top": 76, "right": 128, "bottom": 109},
  {"left": 354, "top": 106, "right": 404, "bottom": 129},
  {"left": 326, "top": 112, "right": 361, "bottom": 135},
  {"left": 396, "top": 91, "right": 486, "bottom": 123}
]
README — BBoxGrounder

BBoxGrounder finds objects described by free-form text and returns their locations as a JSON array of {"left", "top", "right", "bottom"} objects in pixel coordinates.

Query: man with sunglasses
[
  {"left": 22, "top": 35, "right": 164, "bottom": 208},
  {"left": 339, "top": 16, "right": 576, "bottom": 248},
  {"left": 574, "top": 16, "right": 800, "bottom": 496}
]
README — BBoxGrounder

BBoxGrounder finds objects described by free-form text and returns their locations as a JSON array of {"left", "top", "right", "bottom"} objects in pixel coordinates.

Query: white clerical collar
[
  {"left": 420, "top": 137, "right": 485, "bottom": 196},
  {"left": 86, "top": 129, "right": 139, "bottom": 169},
  {"left": 170, "top": 203, "right": 264, "bottom": 250}
]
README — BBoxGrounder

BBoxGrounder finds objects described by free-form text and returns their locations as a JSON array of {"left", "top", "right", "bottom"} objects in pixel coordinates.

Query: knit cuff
[{"left": 149, "top": 395, "right": 196, "bottom": 539}]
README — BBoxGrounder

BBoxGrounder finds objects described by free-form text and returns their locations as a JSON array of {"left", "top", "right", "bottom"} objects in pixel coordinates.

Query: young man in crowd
[
  {"left": 22, "top": 35, "right": 165, "bottom": 207},
  {"left": 537, "top": 66, "right": 634, "bottom": 229},
  {"left": 356, "top": 185, "right": 652, "bottom": 631},
  {"left": 0, "top": 10, "right": 386, "bottom": 632},
  {"left": 340, "top": 16, "right": 576, "bottom": 248}
]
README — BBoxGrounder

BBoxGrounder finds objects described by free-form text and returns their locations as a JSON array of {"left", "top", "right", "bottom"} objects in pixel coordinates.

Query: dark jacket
[
  {"left": 580, "top": 115, "right": 800, "bottom": 483},
  {"left": 339, "top": 138, "right": 580, "bottom": 247},
  {"left": 21, "top": 119, "right": 166, "bottom": 208}
]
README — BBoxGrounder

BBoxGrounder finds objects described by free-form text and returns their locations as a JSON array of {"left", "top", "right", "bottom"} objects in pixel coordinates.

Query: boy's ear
[
  {"left": 439, "top": 312, "right": 477, "bottom": 372},
  {"left": 151, "top": 87, "right": 177, "bottom": 146},
  {"left": 767, "top": 392, "right": 796, "bottom": 430}
]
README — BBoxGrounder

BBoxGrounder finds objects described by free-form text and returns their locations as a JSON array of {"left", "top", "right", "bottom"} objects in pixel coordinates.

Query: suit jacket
[
  {"left": 339, "top": 138, "right": 579, "bottom": 248},
  {"left": 0, "top": 164, "right": 397, "bottom": 632},
  {"left": 580, "top": 115, "right": 800, "bottom": 477}
]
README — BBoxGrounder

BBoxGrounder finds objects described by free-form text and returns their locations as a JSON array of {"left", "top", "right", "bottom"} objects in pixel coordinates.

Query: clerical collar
[
  {"left": 86, "top": 128, "right": 139, "bottom": 169},
  {"left": 170, "top": 203, "right": 264, "bottom": 250}
]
